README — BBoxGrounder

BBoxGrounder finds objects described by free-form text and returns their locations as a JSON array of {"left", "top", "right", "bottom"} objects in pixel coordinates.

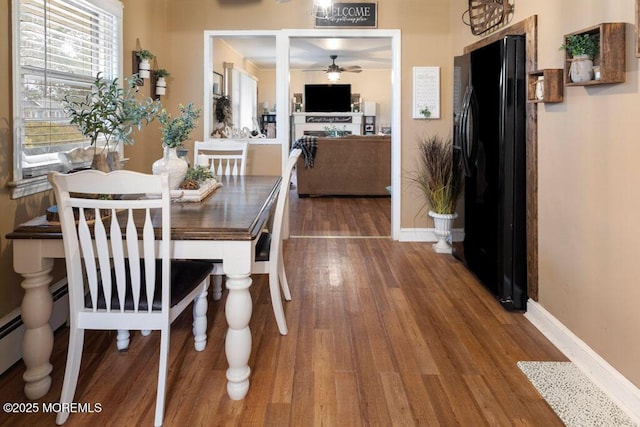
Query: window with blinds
[
  {"left": 12, "top": 0, "right": 122, "bottom": 185},
  {"left": 231, "top": 68, "right": 258, "bottom": 132}
]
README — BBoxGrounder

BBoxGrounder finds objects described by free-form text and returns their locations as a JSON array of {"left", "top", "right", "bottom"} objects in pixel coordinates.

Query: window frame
[{"left": 10, "top": 0, "right": 124, "bottom": 199}]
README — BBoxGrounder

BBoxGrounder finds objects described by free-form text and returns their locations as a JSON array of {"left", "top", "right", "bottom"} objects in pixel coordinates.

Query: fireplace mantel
[{"left": 292, "top": 112, "right": 363, "bottom": 139}]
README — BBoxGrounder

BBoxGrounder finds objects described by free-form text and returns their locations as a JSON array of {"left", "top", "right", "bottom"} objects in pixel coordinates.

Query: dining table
[{"left": 6, "top": 174, "right": 281, "bottom": 401}]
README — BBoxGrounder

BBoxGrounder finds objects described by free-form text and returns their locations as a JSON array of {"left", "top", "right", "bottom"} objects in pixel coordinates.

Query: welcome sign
[{"left": 314, "top": 2, "right": 378, "bottom": 28}]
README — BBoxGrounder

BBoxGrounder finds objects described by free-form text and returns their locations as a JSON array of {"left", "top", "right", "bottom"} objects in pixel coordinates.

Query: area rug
[{"left": 517, "top": 361, "right": 638, "bottom": 427}]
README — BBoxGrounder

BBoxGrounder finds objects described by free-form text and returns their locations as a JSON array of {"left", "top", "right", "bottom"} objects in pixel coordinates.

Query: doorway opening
[{"left": 204, "top": 29, "right": 401, "bottom": 239}]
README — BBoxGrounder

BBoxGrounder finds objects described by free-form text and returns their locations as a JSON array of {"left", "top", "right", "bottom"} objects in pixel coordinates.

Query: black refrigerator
[{"left": 452, "top": 35, "right": 527, "bottom": 311}]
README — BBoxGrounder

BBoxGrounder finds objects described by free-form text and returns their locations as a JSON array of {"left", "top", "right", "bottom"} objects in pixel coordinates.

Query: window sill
[{"left": 8, "top": 175, "right": 52, "bottom": 199}]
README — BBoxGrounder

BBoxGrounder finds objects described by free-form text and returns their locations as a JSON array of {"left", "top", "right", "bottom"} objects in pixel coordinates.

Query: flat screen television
[{"left": 304, "top": 84, "right": 351, "bottom": 112}]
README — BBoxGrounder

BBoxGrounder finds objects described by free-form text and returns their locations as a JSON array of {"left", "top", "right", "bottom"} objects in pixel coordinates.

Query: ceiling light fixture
[
  {"left": 312, "top": 0, "right": 334, "bottom": 19},
  {"left": 326, "top": 55, "right": 341, "bottom": 81},
  {"left": 327, "top": 71, "right": 341, "bottom": 82}
]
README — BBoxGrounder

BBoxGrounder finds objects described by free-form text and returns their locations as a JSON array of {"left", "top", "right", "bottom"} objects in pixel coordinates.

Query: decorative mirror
[{"left": 462, "top": 0, "right": 514, "bottom": 36}]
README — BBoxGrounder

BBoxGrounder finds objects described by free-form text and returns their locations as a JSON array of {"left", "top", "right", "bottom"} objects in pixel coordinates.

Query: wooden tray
[{"left": 172, "top": 179, "right": 222, "bottom": 202}]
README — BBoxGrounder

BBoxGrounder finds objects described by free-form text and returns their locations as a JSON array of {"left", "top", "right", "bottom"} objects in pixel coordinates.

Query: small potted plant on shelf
[
  {"left": 136, "top": 49, "right": 155, "bottom": 78},
  {"left": 560, "top": 33, "right": 598, "bottom": 83},
  {"left": 408, "top": 134, "right": 463, "bottom": 253},
  {"left": 62, "top": 72, "right": 161, "bottom": 171},
  {"left": 152, "top": 103, "right": 201, "bottom": 189}
]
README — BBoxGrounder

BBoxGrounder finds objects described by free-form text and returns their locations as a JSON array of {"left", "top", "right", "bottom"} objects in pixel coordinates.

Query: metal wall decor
[{"left": 462, "top": 0, "right": 514, "bottom": 36}]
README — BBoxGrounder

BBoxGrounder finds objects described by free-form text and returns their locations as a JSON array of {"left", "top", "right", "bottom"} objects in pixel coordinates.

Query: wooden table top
[{"left": 7, "top": 175, "right": 281, "bottom": 242}]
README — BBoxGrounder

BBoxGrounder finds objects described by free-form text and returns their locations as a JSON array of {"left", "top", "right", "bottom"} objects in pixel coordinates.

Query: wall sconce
[
  {"left": 132, "top": 48, "right": 154, "bottom": 84},
  {"left": 136, "top": 50, "right": 154, "bottom": 78},
  {"left": 152, "top": 69, "right": 170, "bottom": 99},
  {"left": 312, "top": 0, "right": 333, "bottom": 18}
]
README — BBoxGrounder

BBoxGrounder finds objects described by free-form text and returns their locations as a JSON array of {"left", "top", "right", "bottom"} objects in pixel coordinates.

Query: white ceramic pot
[
  {"left": 535, "top": 76, "right": 545, "bottom": 100},
  {"left": 138, "top": 59, "right": 151, "bottom": 79},
  {"left": 428, "top": 211, "right": 458, "bottom": 254},
  {"left": 569, "top": 54, "right": 593, "bottom": 83},
  {"left": 156, "top": 76, "right": 166, "bottom": 95},
  {"left": 152, "top": 146, "right": 188, "bottom": 189}
]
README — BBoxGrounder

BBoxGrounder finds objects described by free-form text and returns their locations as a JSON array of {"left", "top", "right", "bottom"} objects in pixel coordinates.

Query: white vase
[
  {"left": 152, "top": 146, "right": 188, "bottom": 189},
  {"left": 569, "top": 54, "right": 593, "bottom": 83},
  {"left": 535, "top": 76, "right": 545, "bottom": 100},
  {"left": 138, "top": 59, "right": 151, "bottom": 79},
  {"left": 428, "top": 211, "right": 458, "bottom": 254},
  {"left": 156, "top": 76, "right": 166, "bottom": 95}
]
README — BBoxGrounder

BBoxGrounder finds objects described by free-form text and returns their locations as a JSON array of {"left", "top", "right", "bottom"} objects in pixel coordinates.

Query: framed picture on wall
[{"left": 212, "top": 71, "right": 223, "bottom": 96}]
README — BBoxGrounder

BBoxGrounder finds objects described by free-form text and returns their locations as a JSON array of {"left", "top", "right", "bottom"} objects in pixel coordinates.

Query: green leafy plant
[
  {"left": 62, "top": 72, "right": 161, "bottom": 152},
  {"left": 158, "top": 103, "right": 201, "bottom": 148},
  {"left": 180, "top": 165, "right": 215, "bottom": 189},
  {"left": 136, "top": 49, "right": 155, "bottom": 60},
  {"left": 560, "top": 33, "right": 599, "bottom": 59},
  {"left": 184, "top": 165, "right": 214, "bottom": 182},
  {"left": 408, "top": 134, "right": 463, "bottom": 214},
  {"left": 155, "top": 69, "right": 170, "bottom": 78},
  {"left": 420, "top": 106, "right": 431, "bottom": 119}
]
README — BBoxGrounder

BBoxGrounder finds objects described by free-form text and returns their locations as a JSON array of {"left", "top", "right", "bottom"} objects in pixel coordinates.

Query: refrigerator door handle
[{"left": 459, "top": 85, "right": 476, "bottom": 177}]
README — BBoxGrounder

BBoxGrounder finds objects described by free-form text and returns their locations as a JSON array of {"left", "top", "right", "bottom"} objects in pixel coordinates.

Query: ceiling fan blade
[
  {"left": 302, "top": 68, "right": 328, "bottom": 72},
  {"left": 340, "top": 65, "right": 362, "bottom": 72},
  {"left": 343, "top": 69, "right": 363, "bottom": 73}
]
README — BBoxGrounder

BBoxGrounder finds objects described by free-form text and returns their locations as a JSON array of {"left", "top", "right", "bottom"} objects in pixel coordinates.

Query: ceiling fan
[{"left": 304, "top": 55, "right": 362, "bottom": 81}]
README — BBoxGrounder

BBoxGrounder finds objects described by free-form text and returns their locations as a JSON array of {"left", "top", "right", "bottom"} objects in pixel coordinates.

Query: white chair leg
[
  {"left": 154, "top": 329, "right": 170, "bottom": 427},
  {"left": 116, "top": 329, "right": 130, "bottom": 351},
  {"left": 56, "top": 328, "right": 85, "bottom": 425},
  {"left": 278, "top": 247, "right": 291, "bottom": 301},
  {"left": 211, "top": 274, "right": 223, "bottom": 301},
  {"left": 192, "top": 285, "right": 209, "bottom": 351},
  {"left": 269, "top": 273, "right": 288, "bottom": 335}
]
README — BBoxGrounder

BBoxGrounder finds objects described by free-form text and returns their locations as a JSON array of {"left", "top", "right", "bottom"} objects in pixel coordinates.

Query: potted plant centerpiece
[
  {"left": 409, "top": 134, "right": 463, "bottom": 253},
  {"left": 560, "top": 33, "right": 599, "bottom": 83},
  {"left": 153, "top": 103, "right": 201, "bottom": 189},
  {"left": 62, "top": 72, "right": 160, "bottom": 172}
]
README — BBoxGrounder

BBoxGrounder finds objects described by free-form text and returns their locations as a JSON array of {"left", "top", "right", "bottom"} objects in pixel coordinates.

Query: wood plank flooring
[{"left": 0, "top": 188, "right": 567, "bottom": 426}]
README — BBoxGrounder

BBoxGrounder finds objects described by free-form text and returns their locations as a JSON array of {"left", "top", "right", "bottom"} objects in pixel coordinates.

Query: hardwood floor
[{"left": 0, "top": 189, "right": 567, "bottom": 426}]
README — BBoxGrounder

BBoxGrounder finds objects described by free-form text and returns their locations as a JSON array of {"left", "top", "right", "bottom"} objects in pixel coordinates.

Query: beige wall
[
  {"left": 449, "top": 0, "right": 639, "bottom": 387},
  {"left": 2, "top": 0, "right": 638, "bottom": 391}
]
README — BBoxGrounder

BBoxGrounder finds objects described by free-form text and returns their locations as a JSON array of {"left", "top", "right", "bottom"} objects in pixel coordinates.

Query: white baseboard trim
[
  {"left": 525, "top": 299, "right": 640, "bottom": 424},
  {"left": 0, "top": 279, "right": 69, "bottom": 375},
  {"left": 398, "top": 227, "right": 464, "bottom": 242}
]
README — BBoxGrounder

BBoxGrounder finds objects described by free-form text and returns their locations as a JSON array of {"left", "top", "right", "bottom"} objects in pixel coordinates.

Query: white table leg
[
  {"left": 224, "top": 273, "right": 252, "bottom": 400},
  {"left": 20, "top": 268, "right": 55, "bottom": 399}
]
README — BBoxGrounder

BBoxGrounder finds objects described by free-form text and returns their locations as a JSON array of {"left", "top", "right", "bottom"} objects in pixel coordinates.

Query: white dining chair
[
  {"left": 192, "top": 140, "right": 250, "bottom": 300},
  {"left": 48, "top": 169, "right": 212, "bottom": 427},
  {"left": 251, "top": 148, "right": 302, "bottom": 335},
  {"left": 193, "top": 140, "right": 248, "bottom": 176}
]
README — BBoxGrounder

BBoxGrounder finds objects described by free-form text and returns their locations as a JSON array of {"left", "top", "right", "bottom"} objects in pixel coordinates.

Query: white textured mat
[{"left": 517, "top": 361, "right": 638, "bottom": 427}]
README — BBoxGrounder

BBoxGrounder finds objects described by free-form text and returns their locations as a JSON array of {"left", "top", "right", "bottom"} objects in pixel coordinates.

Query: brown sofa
[{"left": 296, "top": 135, "right": 391, "bottom": 197}]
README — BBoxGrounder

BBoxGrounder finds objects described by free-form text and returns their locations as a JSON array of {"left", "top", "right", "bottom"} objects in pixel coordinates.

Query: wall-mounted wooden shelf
[
  {"left": 564, "top": 23, "right": 625, "bottom": 86},
  {"left": 527, "top": 69, "right": 564, "bottom": 103}
]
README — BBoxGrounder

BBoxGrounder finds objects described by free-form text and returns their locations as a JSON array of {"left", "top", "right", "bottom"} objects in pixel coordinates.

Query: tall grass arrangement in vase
[{"left": 410, "top": 134, "right": 463, "bottom": 214}]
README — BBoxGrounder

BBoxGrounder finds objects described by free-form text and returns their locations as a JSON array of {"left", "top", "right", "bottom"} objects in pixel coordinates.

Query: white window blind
[
  {"left": 231, "top": 68, "right": 258, "bottom": 131},
  {"left": 12, "top": 0, "right": 122, "bottom": 189}
]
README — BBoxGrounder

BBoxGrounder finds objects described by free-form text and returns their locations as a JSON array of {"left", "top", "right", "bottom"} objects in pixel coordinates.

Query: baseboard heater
[{"left": 0, "top": 279, "right": 69, "bottom": 375}]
